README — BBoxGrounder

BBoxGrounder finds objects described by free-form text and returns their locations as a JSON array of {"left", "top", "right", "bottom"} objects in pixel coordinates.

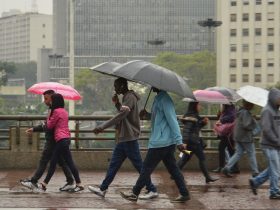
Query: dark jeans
[
  {"left": 218, "top": 135, "right": 235, "bottom": 168},
  {"left": 44, "top": 139, "right": 81, "bottom": 184},
  {"left": 132, "top": 144, "right": 189, "bottom": 197},
  {"left": 31, "top": 139, "right": 73, "bottom": 184},
  {"left": 100, "top": 140, "right": 156, "bottom": 192},
  {"left": 177, "top": 142, "right": 205, "bottom": 170}
]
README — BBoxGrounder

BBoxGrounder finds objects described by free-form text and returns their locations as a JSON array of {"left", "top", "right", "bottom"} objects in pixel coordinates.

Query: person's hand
[
  {"left": 25, "top": 128, "right": 33, "bottom": 135},
  {"left": 177, "top": 143, "right": 186, "bottom": 152},
  {"left": 215, "top": 120, "right": 221, "bottom": 125},
  {"left": 203, "top": 117, "right": 209, "bottom": 124},
  {"left": 120, "top": 105, "right": 130, "bottom": 112},
  {"left": 93, "top": 127, "right": 103, "bottom": 134},
  {"left": 139, "top": 109, "right": 148, "bottom": 120},
  {"left": 112, "top": 94, "right": 119, "bottom": 104}
]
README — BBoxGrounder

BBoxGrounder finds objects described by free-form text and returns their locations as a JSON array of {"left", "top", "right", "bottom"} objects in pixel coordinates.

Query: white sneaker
[
  {"left": 59, "top": 183, "right": 76, "bottom": 191},
  {"left": 20, "top": 179, "right": 37, "bottom": 190},
  {"left": 139, "top": 191, "right": 159, "bottom": 200},
  {"left": 88, "top": 185, "right": 107, "bottom": 197}
]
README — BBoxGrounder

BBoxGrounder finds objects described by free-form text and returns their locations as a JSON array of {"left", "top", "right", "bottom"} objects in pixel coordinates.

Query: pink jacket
[{"left": 47, "top": 108, "right": 70, "bottom": 142}]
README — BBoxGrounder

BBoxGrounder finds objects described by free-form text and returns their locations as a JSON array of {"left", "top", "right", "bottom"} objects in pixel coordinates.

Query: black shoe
[
  {"left": 222, "top": 167, "right": 233, "bottom": 178},
  {"left": 230, "top": 168, "right": 240, "bottom": 174},
  {"left": 120, "top": 190, "right": 138, "bottom": 202},
  {"left": 249, "top": 179, "right": 257, "bottom": 195},
  {"left": 171, "top": 194, "right": 190, "bottom": 203},
  {"left": 206, "top": 177, "right": 219, "bottom": 183},
  {"left": 270, "top": 193, "right": 280, "bottom": 199},
  {"left": 212, "top": 167, "right": 221, "bottom": 173},
  {"left": 252, "top": 173, "right": 259, "bottom": 177}
]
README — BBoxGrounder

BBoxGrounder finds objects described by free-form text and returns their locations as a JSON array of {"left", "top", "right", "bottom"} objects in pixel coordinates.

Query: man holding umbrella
[
  {"left": 120, "top": 87, "right": 190, "bottom": 203},
  {"left": 88, "top": 77, "right": 158, "bottom": 199}
]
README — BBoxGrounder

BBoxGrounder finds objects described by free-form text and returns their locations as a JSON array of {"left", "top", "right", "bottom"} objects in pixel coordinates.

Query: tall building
[
  {"left": 0, "top": 11, "right": 52, "bottom": 63},
  {"left": 217, "top": 0, "right": 279, "bottom": 89},
  {"left": 47, "top": 0, "right": 216, "bottom": 81}
]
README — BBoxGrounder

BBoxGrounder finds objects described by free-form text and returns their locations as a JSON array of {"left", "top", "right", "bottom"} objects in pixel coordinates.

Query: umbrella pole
[{"left": 143, "top": 88, "right": 152, "bottom": 110}]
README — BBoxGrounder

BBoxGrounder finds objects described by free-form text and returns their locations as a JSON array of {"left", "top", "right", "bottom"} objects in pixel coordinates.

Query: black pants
[
  {"left": 31, "top": 139, "right": 74, "bottom": 184},
  {"left": 218, "top": 135, "right": 235, "bottom": 168}
]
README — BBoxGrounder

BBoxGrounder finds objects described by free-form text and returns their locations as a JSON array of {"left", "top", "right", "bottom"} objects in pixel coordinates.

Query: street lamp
[{"left": 197, "top": 18, "right": 222, "bottom": 51}]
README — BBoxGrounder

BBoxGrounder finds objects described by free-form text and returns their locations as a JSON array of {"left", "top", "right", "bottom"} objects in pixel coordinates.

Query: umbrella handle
[{"left": 143, "top": 88, "right": 152, "bottom": 110}]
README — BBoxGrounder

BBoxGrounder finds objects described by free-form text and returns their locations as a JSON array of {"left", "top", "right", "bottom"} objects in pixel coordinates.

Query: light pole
[
  {"left": 197, "top": 18, "right": 222, "bottom": 51},
  {"left": 69, "top": 0, "right": 75, "bottom": 116}
]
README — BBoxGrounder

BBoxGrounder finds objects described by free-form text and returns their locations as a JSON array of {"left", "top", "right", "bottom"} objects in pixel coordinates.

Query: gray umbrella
[
  {"left": 110, "top": 60, "right": 194, "bottom": 98},
  {"left": 90, "top": 62, "right": 121, "bottom": 75}
]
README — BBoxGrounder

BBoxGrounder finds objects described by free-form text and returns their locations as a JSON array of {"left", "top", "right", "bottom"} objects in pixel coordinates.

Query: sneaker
[
  {"left": 252, "top": 173, "right": 259, "bottom": 177},
  {"left": 249, "top": 179, "right": 257, "bottom": 195},
  {"left": 270, "top": 193, "right": 280, "bottom": 199},
  {"left": 171, "top": 195, "right": 190, "bottom": 203},
  {"left": 120, "top": 190, "right": 138, "bottom": 202},
  {"left": 33, "top": 183, "right": 47, "bottom": 193},
  {"left": 59, "top": 183, "right": 76, "bottom": 191},
  {"left": 139, "top": 191, "right": 159, "bottom": 200},
  {"left": 68, "top": 185, "right": 84, "bottom": 193},
  {"left": 221, "top": 167, "right": 233, "bottom": 178},
  {"left": 20, "top": 179, "right": 38, "bottom": 190},
  {"left": 88, "top": 185, "right": 106, "bottom": 197},
  {"left": 212, "top": 167, "right": 221, "bottom": 173}
]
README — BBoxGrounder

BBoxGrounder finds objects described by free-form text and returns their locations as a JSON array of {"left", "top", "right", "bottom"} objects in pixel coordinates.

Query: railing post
[
  {"left": 16, "top": 121, "right": 20, "bottom": 145},
  {"left": 75, "top": 120, "right": 79, "bottom": 149}
]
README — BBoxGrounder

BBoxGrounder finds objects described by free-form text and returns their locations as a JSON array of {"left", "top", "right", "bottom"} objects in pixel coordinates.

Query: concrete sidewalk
[{"left": 0, "top": 169, "right": 278, "bottom": 209}]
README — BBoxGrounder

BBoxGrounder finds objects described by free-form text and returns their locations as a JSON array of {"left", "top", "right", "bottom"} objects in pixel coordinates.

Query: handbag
[{"left": 214, "top": 121, "right": 235, "bottom": 137}]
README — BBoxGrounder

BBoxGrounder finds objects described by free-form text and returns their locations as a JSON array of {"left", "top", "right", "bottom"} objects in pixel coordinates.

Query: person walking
[
  {"left": 38, "top": 93, "right": 83, "bottom": 192},
  {"left": 222, "top": 100, "right": 259, "bottom": 177},
  {"left": 249, "top": 88, "right": 280, "bottom": 199},
  {"left": 177, "top": 102, "right": 218, "bottom": 183},
  {"left": 88, "top": 77, "right": 158, "bottom": 200},
  {"left": 20, "top": 90, "right": 75, "bottom": 192},
  {"left": 120, "top": 88, "right": 190, "bottom": 203}
]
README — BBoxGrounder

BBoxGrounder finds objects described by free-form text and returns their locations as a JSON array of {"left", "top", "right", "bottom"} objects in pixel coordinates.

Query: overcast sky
[{"left": 0, "top": 0, "right": 52, "bottom": 15}]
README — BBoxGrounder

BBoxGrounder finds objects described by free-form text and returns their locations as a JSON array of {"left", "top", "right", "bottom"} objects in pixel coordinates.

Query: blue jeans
[
  {"left": 252, "top": 148, "right": 280, "bottom": 196},
  {"left": 100, "top": 140, "right": 156, "bottom": 192},
  {"left": 132, "top": 144, "right": 189, "bottom": 196},
  {"left": 224, "top": 142, "right": 259, "bottom": 174}
]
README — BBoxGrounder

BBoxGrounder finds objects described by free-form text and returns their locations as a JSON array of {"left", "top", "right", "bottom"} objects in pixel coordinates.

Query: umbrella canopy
[
  {"left": 28, "top": 82, "right": 82, "bottom": 101},
  {"left": 108, "top": 60, "right": 194, "bottom": 98},
  {"left": 237, "top": 85, "right": 268, "bottom": 107},
  {"left": 183, "top": 89, "right": 230, "bottom": 104},
  {"left": 90, "top": 62, "right": 121, "bottom": 75},
  {"left": 206, "top": 86, "right": 241, "bottom": 103}
]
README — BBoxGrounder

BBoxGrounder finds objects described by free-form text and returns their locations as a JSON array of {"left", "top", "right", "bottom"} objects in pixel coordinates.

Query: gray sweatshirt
[
  {"left": 99, "top": 90, "right": 141, "bottom": 143},
  {"left": 260, "top": 88, "right": 280, "bottom": 150}
]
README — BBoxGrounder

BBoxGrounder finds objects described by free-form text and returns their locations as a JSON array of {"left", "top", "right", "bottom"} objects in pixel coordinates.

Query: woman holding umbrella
[{"left": 177, "top": 101, "right": 218, "bottom": 183}]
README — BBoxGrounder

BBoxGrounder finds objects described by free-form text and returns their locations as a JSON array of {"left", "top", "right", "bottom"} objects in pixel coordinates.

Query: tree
[{"left": 0, "top": 61, "right": 17, "bottom": 86}]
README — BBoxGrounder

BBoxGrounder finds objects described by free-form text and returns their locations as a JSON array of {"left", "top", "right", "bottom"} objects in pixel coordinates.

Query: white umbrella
[{"left": 237, "top": 85, "right": 269, "bottom": 107}]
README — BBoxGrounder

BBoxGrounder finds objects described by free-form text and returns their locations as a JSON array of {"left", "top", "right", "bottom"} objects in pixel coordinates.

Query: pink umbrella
[
  {"left": 28, "top": 82, "right": 82, "bottom": 101},
  {"left": 183, "top": 89, "right": 230, "bottom": 104}
]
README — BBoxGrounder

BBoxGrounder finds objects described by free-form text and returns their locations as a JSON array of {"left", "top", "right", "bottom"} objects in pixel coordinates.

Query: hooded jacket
[
  {"left": 100, "top": 90, "right": 141, "bottom": 143},
  {"left": 233, "top": 107, "right": 257, "bottom": 143},
  {"left": 260, "top": 88, "right": 280, "bottom": 149}
]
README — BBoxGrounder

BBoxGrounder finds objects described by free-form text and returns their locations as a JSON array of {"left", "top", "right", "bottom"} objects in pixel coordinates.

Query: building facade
[
  {"left": 217, "top": 0, "right": 279, "bottom": 89},
  {"left": 0, "top": 11, "right": 52, "bottom": 63},
  {"left": 47, "top": 0, "right": 216, "bottom": 81}
]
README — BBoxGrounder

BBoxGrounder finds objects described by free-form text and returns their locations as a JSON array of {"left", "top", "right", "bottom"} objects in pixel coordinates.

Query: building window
[
  {"left": 255, "top": 28, "right": 261, "bottom": 36},
  {"left": 230, "top": 74, "right": 237, "bottom": 83},
  {"left": 242, "top": 59, "right": 249, "bottom": 67},
  {"left": 243, "top": 28, "right": 249, "bottom": 36},
  {"left": 243, "top": 0, "right": 249, "bottom": 5},
  {"left": 267, "top": 28, "right": 274, "bottom": 36},
  {"left": 267, "top": 74, "right": 274, "bottom": 83},
  {"left": 255, "top": 13, "right": 261, "bottom": 21},
  {"left": 42, "top": 23, "right": 46, "bottom": 28},
  {"left": 256, "top": 0, "right": 262, "bottom": 5},
  {"left": 255, "top": 43, "right": 261, "bottom": 52},
  {"left": 242, "top": 44, "right": 249, "bottom": 52},
  {"left": 267, "top": 58, "right": 274, "bottom": 67},
  {"left": 42, "top": 34, "right": 46, "bottom": 38},
  {"left": 230, "top": 29, "right": 237, "bottom": 37},
  {"left": 255, "top": 74, "right": 261, "bottom": 82},
  {"left": 230, "top": 59, "right": 237, "bottom": 68},
  {"left": 242, "top": 74, "right": 249, "bottom": 82},
  {"left": 242, "top": 13, "right": 249, "bottom": 21},
  {"left": 268, "top": 43, "right": 274, "bottom": 51},
  {"left": 231, "top": 1, "right": 237, "bottom": 6},
  {"left": 230, "top": 44, "right": 237, "bottom": 52},
  {"left": 255, "top": 59, "right": 261, "bottom": 67},
  {"left": 230, "top": 14, "right": 237, "bottom": 22},
  {"left": 267, "top": 12, "right": 274, "bottom": 21},
  {"left": 268, "top": 0, "right": 274, "bottom": 5}
]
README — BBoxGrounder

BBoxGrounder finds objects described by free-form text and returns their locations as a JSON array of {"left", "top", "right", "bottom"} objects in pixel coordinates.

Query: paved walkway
[{"left": 0, "top": 169, "right": 279, "bottom": 209}]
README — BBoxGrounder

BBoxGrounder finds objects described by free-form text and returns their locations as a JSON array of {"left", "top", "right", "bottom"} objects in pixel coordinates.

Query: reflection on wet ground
[{"left": 0, "top": 169, "right": 278, "bottom": 209}]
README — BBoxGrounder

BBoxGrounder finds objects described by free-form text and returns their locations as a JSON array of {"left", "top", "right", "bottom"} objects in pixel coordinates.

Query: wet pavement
[{"left": 0, "top": 169, "right": 279, "bottom": 209}]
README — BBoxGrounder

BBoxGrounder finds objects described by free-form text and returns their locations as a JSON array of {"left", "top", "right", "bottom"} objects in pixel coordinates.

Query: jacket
[{"left": 148, "top": 91, "right": 182, "bottom": 148}]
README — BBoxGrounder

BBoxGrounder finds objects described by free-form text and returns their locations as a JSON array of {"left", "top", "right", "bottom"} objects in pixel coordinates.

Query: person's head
[
  {"left": 50, "top": 93, "right": 65, "bottom": 110},
  {"left": 242, "top": 100, "right": 254, "bottom": 110},
  {"left": 114, "top": 77, "right": 128, "bottom": 95},
  {"left": 187, "top": 101, "right": 200, "bottom": 114},
  {"left": 43, "top": 89, "right": 55, "bottom": 107},
  {"left": 151, "top": 87, "right": 160, "bottom": 93}
]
